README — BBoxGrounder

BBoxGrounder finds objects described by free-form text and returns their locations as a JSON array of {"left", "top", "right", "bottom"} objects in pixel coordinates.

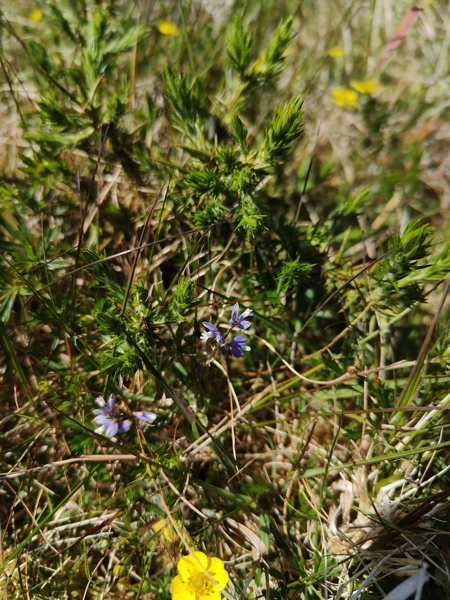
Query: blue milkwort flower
[
  {"left": 229, "top": 336, "right": 250, "bottom": 358},
  {"left": 133, "top": 411, "right": 157, "bottom": 428},
  {"left": 94, "top": 395, "right": 131, "bottom": 437},
  {"left": 200, "top": 322, "right": 225, "bottom": 345},
  {"left": 200, "top": 302, "right": 253, "bottom": 359},
  {"left": 229, "top": 303, "right": 253, "bottom": 329},
  {"left": 93, "top": 395, "right": 156, "bottom": 437}
]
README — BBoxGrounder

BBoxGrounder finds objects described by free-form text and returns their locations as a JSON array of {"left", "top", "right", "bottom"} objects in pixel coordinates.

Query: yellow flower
[
  {"left": 328, "top": 46, "right": 344, "bottom": 58},
  {"left": 331, "top": 87, "right": 358, "bottom": 109},
  {"left": 158, "top": 21, "right": 180, "bottom": 36},
  {"left": 30, "top": 9, "right": 43, "bottom": 22},
  {"left": 151, "top": 518, "right": 178, "bottom": 543},
  {"left": 171, "top": 551, "right": 229, "bottom": 600},
  {"left": 350, "top": 79, "right": 383, "bottom": 94}
]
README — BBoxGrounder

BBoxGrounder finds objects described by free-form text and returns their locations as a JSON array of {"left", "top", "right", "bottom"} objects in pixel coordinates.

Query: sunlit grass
[{"left": 0, "top": 1, "right": 449, "bottom": 599}]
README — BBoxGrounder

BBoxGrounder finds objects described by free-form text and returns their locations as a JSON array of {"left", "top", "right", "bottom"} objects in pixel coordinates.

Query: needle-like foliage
[{"left": 0, "top": 2, "right": 449, "bottom": 599}]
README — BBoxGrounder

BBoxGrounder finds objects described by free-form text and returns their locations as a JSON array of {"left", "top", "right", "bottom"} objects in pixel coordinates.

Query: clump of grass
[{"left": 0, "top": 1, "right": 449, "bottom": 599}]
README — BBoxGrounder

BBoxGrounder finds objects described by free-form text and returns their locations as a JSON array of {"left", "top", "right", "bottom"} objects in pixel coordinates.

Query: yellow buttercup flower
[
  {"left": 328, "top": 46, "right": 344, "bottom": 58},
  {"left": 350, "top": 79, "right": 383, "bottom": 94},
  {"left": 30, "top": 9, "right": 43, "bottom": 22},
  {"left": 171, "top": 551, "right": 229, "bottom": 600},
  {"left": 151, "top": 518, "right": 178, "bottom": 543},
  {"left": 331, "top": 87, "right": 358, "bottom": 109},
  {"left": 158, "top": 21, "right": 180, "bottom": 36}
]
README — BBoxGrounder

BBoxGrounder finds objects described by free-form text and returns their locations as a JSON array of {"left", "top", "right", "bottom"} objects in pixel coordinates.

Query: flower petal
[
  {"left": 328, "top": 45, "right": 344, "bottom": 58},
  {"left": 93, "top": 415, "right": 111, "bottom": 425},
  {"left": 230, "top": 303, "right": 239, "bottom": 322},
  {"left": 238, "top": 319, "right": 251, "bottom": 330},
  {"left": 95, "top": 395, "right": 106, "bottom": 407},
  {"left": 331, "top": 87, "right": 358, "bottom": 109},
  {"left": 350, "top": 79, "right": 383, "bottom": 94},
  {"left": 158, "top": 21, "right": 180, "bottom": 37},
  {"left": 229, "top": 335, "right": 250, "bottom": 358},
  {"left": 30, "top": 9, "right": 43, "bottom": 22},
  {"left": 241, "top": 308, "right": 253, "bottom": 319},
  {"left": 134, "top": 411, "right": 156, "bottom": 424},
  {"left": 207, "top": 557, "right": 229, "bottom": 588},
  {"left": 200, "top": 331, "right": 214, "bottom": 342},
  {"left": 106, "top": 395, "right": 116, "bottom": 411},
  {"left": 99, "top": 420, "right": 119, "bottom": 437},
  {"left": 201, "top": 322, "right": 225, "bottom": 345},
  {"left": 117, "top": 419, "right": 132, "bottom": 433},
  {"left": 177, "top": 551, "right": 208, "bottom": 579},
  {"left": 229, "top": 304, "right": 253, "bottom": 329},
  {"left": 170, "top": 574, "right": 196, "bottom": 600}
]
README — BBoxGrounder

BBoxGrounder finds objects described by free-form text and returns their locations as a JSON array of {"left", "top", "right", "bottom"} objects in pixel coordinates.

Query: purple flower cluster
[
  {"left": 200, "top": 303, "right": 253, "bottom": 358},
  {"left": 229, "top": 304, "right": 253, "bottom": 330},
  {"left": 93, "top": 395, "right": 156, "bottom": 438}
]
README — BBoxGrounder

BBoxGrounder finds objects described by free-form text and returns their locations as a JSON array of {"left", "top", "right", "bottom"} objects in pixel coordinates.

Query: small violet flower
[
  {"left": 229, "top": 336, "right": 250, "bottom": 358},
  {"left": 200, "top": 322, "right": 225, "bottom": 345},
  {"left": 229, "top": 303, "right": 253, "bottom": 329},
  {"left": 93, "top": 395, "right": 131, "bottom": 437},
  {"left": 93, "top": 395, "right": 156, "bottom": 438},
  {"left": 200, "top": 302, "right": 253, "bottom": 359},
  {"left": 133, "top": 411, "right": 158, "bottom": 427}
]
